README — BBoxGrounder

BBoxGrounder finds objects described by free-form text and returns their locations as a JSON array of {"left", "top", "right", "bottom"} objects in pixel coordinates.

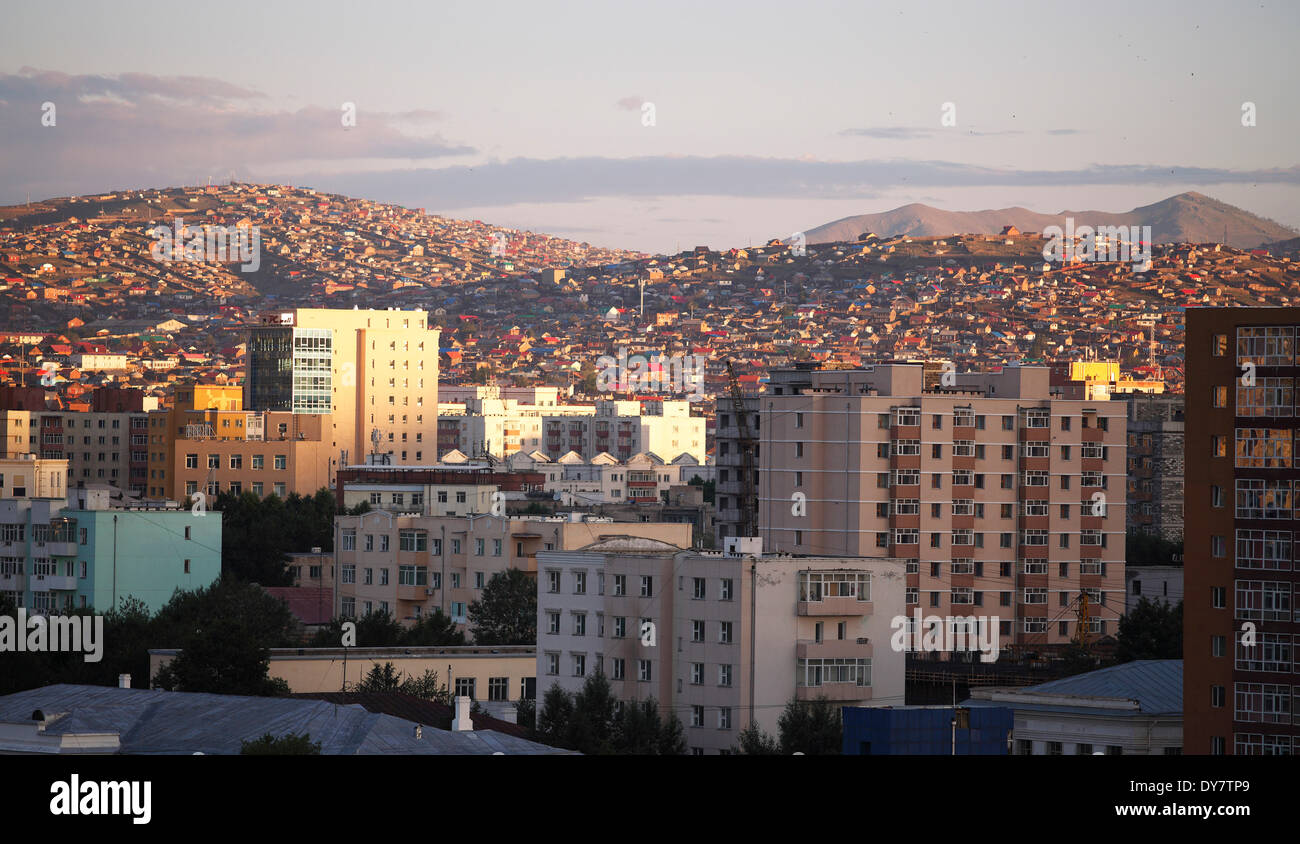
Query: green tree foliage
[
  {"left": 468, "top": 568, "right": 537, "bottom": 645},
  {"left": 214, "top": 487, "right": 337, "bottom": 584},
  {"left": 778, "top": 697, "right": 842, "bottom": 755},
  {"left": 349, "top": 662, "right": 450, "bottom": 702},
  {"left": 1125, "top": 532, "right": 1183, "bottom": 565},
  {"left": 240, "top": 732, "right": 322, "bottom": 755},
  {"left": 687, "top": 475, "right": 715, "bottom": 503},
  {"left": 733, "top": 721, "right": 780, "bottom": 755},
  {"left": 1116, "top": 598, "right": 1183, "bottom": 662},
  {"left": 150, "top": 577, "right": 298, "bottom": 696},
  {"left": 308, "top": 608, "right": 463, "bottom": 648},
  {"left": 532, "top": 675, "right": 686, "bottom": 755},
  {"left": 402, "top": 608, "right": 466, "bottom": 646}
]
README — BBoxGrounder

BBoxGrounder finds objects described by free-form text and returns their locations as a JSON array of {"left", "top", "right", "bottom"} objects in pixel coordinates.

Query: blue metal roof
[{"left": 995, "top": 660, "right": 1183, "bottom": 715}]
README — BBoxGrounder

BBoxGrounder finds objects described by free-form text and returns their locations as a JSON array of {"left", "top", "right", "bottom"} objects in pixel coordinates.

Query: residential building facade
[
  {"left": 716, "top": 363, "right": 1127, "bottom": 653},
  {"left": 536, "top": 537, "right": 907, "bottom": 755},
  {"left": 1184, "top": 308, "right": 1299, "bottom": 755}
]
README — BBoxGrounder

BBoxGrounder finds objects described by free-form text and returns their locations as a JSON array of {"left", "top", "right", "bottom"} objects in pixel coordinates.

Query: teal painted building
[{"left": 0, "top": 492, "right": 221, "bottom": 615}]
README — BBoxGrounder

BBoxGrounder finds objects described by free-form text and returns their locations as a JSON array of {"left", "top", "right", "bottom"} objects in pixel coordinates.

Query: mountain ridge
[{"left": 802, "top": 192, "right": 1297, "bottom": 249}]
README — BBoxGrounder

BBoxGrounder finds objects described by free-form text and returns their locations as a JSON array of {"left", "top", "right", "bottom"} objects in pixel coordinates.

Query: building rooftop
[{"left": 0, "top": 684, "right": 571, "bottom": 755}]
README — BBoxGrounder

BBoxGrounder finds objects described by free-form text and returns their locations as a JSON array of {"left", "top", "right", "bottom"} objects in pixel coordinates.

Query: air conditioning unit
[{"left": 856, "top": 637, "right": 870, "bottom": 645}]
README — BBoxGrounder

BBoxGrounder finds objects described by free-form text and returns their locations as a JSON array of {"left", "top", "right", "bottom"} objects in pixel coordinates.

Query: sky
[{"left": 1, "top": 0, "right": 1297, "bottom": 253}]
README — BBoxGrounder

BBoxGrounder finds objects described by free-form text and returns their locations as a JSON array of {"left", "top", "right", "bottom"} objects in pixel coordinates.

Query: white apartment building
[
  {"left": 536, "top": 537, "right": 907, "bottom": 755},
  {"left": 437, "top": 397, "right": 706, "bottom": 463},
  {"left": 504, "top": 450, "right": 696, "bottom": 506}
]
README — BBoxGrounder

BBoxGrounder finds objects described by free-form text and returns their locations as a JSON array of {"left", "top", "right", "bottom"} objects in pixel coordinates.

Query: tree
[
  {"left": 536, "top": 683, "right": 575, "bottom": 749},
  {"left": 516, "top": 698, "right": 536, "bottom": 732},
  {"left": 1116, "top": 598, "right": 1183, "bottom": 662},
  {"left": 150, "top": 578, "right": 298, "bottom": 696},
  {"left": 240, "top": 732, "right": 322, "bottom": 755},
  {"left": 567, "top": 671, "right": 617, "bottom": 754},
  {"left": 467, "top": 568, "right": 537, "bottom": 645},
  {"left": 353, "top": 662, "right": 404, "bottom": 692},
  {"left": 778, "top": 697, "right": 842, "bottom": 755},
  {"left": 402, "top": 608, "right": 465, "bottom": 646},
  {"left": 733, "top": 721, "right": 779, "bottom": 755}
]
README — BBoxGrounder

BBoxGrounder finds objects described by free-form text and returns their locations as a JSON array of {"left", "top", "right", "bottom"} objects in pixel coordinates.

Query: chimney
[
  {"left": 451, "top": 695, "right": 473, "bottom": 731},
  {"left": 118, "top": 674, "right": 131, "bottom": 689}
]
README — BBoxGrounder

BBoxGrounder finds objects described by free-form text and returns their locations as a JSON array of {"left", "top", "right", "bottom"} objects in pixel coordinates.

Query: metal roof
[
  {"left": 0, "top": 685, "right": 573, "bottom": 755},
  {"left": 982, "top": 660, "right": 1183, "bottom": 716}
]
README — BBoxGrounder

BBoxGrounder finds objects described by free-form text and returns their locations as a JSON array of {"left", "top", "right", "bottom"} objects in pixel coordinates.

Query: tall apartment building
[
  {"left": 0, "top": 487, "right": 219, "bottom": 615},
  {"left": 332, "top": 511, "right": 691, "bottom": 630},
  {"left": 437, "top": 397, "right": 706, "bottom": 463},
  {"left": 536, "top": 537, "right": 907, "bottom": 755},
  {"left": 1122, "top": 393, "right": 1185, "bottom": 543},
  {"left": 716, "top": 364, "right": 1126, "bottom": 654},
  {"left": 146, "top": 383, "right": 333, "bottom": 500},
  {"left": 1185, "top": 308, "right": 1298, "bottom": 756},
  {"left": 245, "top": 308, "right": 440, "bottom": 467}
]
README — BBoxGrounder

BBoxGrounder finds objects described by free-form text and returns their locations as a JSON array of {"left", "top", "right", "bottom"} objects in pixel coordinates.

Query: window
[
  {"left": 572, "top": 613, "right": 586, "bottom": 636},
  {"left": 691, "top": 620, "right": 705, "bottom": 642},
  {"left": 718, "top": 708, "right": 732, "bottom": 730},
  {"left": 572, "top": 654, "right": 586, "bottom": 677},
  {"left": 1235, "top": 427, "right": 1293, "bottom": 469},
  {"left": 691, "top": 662, "right": 704, "bottom": 685},
  {"left": 640, "top": 576, "right": 653, "bottom": 597},
  {"left": 719, "top": 621, "right": 733, "bottom": 644},
  {"left": 545, "top": 653, "right": 559, "bottom": 675},
  {"left": 546, "top": 570, "right": 560, "bottom": 593},
  {"left": 611, "top": 658, "right": 625, "bottom": 680},
  {"left": 719, "top": 664, "right": 733, "bottom": 687},
  {"left": 574, "top": 570, "right": 587, "bottom": 594},
  {"left": 1237, "top": 325, "right": 1295, "bottom": 367},
  {"left": 613, "top": 617, "right": 627, "bottom": 638},
  {"left": 720, "top": 578, "right": 733, "bottom": 601},
  {"left": 638, "top": 659, "right": 652, "bottom": 682},
  {"left": 613, "top": 574, "right": 626, "bottom": 596},
  {"left": 488, "top": 677, "right": 510, "bottom": 701},
  {"left": 691, "top": 705, "right": 704, "bottom": 727},
  {"left": 274, "top": 454, "right": 287, "bottom": 470}
]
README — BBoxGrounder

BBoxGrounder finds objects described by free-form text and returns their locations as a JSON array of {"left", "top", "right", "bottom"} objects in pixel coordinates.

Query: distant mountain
[{"left": 802, "top": 192, "right": 1298, "bottom": 249}]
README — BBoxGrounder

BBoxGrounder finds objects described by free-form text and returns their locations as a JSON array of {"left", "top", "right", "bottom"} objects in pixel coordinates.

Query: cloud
[
  {"left": 840, "top": 127, "right": 933, "bottom": 140},
  {"left": 295, "top": 155, "right": 1300, "bottom": 210},
  {"left": 0, "top": 69, "right": 474, "bottom": 202}
]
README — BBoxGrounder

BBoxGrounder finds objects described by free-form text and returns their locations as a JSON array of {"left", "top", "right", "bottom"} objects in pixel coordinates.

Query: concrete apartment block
[{"left": 536, "top": 536, "right": 906, "bottom": 755}]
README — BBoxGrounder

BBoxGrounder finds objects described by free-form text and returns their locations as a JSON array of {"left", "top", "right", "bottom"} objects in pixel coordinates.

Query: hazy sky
[{"left": 2, "top": 0, "right": 1297, "bottom": 252}]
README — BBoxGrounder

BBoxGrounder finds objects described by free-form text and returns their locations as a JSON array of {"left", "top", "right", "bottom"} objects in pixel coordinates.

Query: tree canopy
[{"left": 468, "top": 568, "right": 537, "bottom": 645}]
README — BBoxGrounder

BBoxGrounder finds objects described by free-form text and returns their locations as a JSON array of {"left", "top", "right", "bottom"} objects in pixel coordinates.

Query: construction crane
[{"left": 725, "top": 361, "right": 758, "bottom": 538}]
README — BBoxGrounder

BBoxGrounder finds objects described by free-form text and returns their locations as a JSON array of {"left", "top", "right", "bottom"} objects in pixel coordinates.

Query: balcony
[
  {"left": 33, "top": 574, "right": 77, "bottom": 591},
  {"left": 796, "top": 683, "right": 871, "bottom": 702},
  {"left": 797, "top": 639, "right": 872, "bottom": 659},
  {"left": 396, "top": 583, "right": 430, "bottom": 602},
  {"left": 0, "top": 573, "right": 23, "bottom": 592},
  {"left": 797, "top": 596, "right": 871, "bottom": 617},
  {"left": 47, "top": 541, "right": 77, "bottom": 557}
]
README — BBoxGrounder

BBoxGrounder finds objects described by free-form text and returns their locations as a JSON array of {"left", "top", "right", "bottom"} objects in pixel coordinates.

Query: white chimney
[
  {"left": 452, "top": 695, "right": 473, "bottom": 731},
  {"left": 118, "top": 674, "right": 131, "bottom": 689}
]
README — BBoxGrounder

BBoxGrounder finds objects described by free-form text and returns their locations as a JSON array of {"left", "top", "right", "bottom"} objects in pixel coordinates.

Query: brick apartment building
[
  {"left": 1185, "top": 308, "right": 1298, "bottom": 755},
  {"left": 715, "top": 363, "right": 1127, "bottom": 655},
  {"left": 1121, "top": 393, "right": 1185, "bottom": 544}
]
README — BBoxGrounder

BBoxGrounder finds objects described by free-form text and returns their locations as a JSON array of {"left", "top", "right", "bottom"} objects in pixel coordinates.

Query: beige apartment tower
[
  {"left": 246, "top": 308, "right": 440, "bottom": 467},
  {"left": 716, "top": 364, "right": 1126, "bottom": 655}
]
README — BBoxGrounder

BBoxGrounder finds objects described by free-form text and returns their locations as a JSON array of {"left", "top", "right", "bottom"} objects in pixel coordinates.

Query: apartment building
[
  {"left": 146, "top": 383, "right": 333, "bottom": 500},
  {"left": 245, "top": 307, "right": 440, "bottom": 466},
  {"left": 716, "top": 363, "right": 1126, "bottom": 654},
  {"left": 0, "top": 487, "right": 219, "bottom": 614},
  {"left": 1184, "top": 308, "right": 1299, "bottom": 755},
  {"left": 0, "top": 455, "right": 68, "bottom": 500},
  {"left": 332, "top": 512, "right": 691, "bottom": 630},
  {"left": 335, "top": 464, "right": 545, "bottom": 516},
  {"left": 536, "top": 537, "right": 907, "bottom": 755},
  {"left": 505, "top": 449, "right": 689, "bottom": 506},
  {"left": 437, "top": 397, "right": 706, "bottom": 463},
  {"left": 1120, "top": 393, "right": 1185, "bottom": 544}
]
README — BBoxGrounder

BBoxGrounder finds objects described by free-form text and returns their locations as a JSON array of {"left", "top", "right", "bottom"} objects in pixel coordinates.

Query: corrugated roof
[
  {"left": 999, "top": 660, "right": 1183, "bottom": 715},
  {"left": 0, "top": 685, "right": 571, "bottom": 755}
]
